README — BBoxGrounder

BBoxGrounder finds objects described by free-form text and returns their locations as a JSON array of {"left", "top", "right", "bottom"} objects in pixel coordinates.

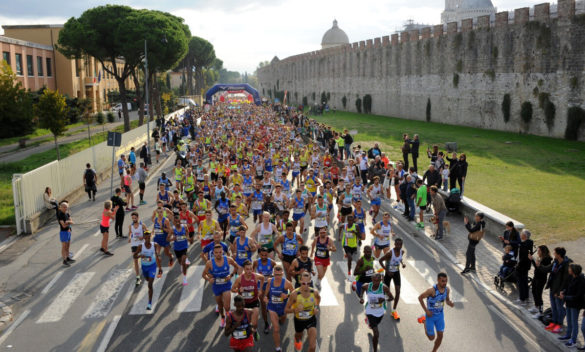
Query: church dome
[
  {"left": 458, "top": 0, "right": 495, "bottom": 10},
  {"left": 321, "top": 20, "right": 349, "bottom": 49}
]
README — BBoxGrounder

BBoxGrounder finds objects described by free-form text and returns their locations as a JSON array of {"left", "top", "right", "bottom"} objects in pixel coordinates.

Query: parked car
[{"left": 111, "top": 103, "right": 132, "bottom": 112}]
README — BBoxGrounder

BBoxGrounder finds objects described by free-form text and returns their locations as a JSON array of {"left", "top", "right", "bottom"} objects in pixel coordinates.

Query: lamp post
[{"left": 144, "top": 39, "right": 151, "bottom": 159}]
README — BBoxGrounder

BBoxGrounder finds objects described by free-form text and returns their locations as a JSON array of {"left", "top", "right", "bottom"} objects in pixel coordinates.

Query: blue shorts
[
  {"left": 243, "top": 192, "right": 252, "bottom": 197},
  {"left": 425, "top": 312, "right": 445, "bottom": 336},
  {"left": 267, "top": 301, "right": 287, "bottom": 316},
  {"left": 371, "top": 198, "right": 381, "bottom": 206},
  {"left": 292, "top": 171, "right": 300, "bottom": 177},
  {"left": 309, "top": 191, "right": 316, "bottom": 197},
  {"left": 142, "top": 264, "right": 157, "bottom": 279},
  {"left": 253, "top": 209, "right": 263, "bottom": 216},
  {"left": 293, "top": 212, "right": 305, "bottom": 221},
  {"left": 357, "top": 223, "right": 365, "bottom": 235},
  {"left": 154, "top": 234, "right": 169, "bottom": 248},
  {"left": 59, "top": 230, "right": 71, "bottom": 243},
  {"left": 212, "top": 282, "right": 232, "bottom": 296}
]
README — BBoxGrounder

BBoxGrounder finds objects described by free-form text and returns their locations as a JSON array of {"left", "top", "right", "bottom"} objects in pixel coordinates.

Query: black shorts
[
  {"left": 300, "top": 166, "right": 308, "bottom": 173},
  {"left": 188, "top": 231, "right": 195, "bottom": 238},
  {"left": 244, "top": 300, "right": 260, "bottom": 309},
  {"left": 343, "top": 246, "right": 357, "bottom": 256},
  {"left": 255, "top": 175, "right": 263, "bottom": 181},
  {"left": 374, "top": 243, "right": 389, "bottom": 251},
  {"left": 340, "top": 207, "right": 352, "bottom": 216},
  {"left": 384, "top": 271, "right": 401, "bottom": 287},
  {"left": 282, "top": 254, "right": 297, "bottom": 264},
  {"left": 156, "top": 150, "right": 161, "bottom": 155},
  {"left": 366, "top": 314, "right": 384, "bottom": 329},
  {"left": 131, "top": 246, "right": 139, "bottom": 253},
  {"left": 124, "top": 185, "right": 131, "bottom": 193},
  {"left": 419, "top": 205, "right": 427, "bottom": 210},
  {"left": 174, "top": 249, "right": 187, "bottom": 259},
  {"left": 294, "top": 316, "right": 317, "bottom": 333},
  {"left": 139, "top": 182, "right": 146, "bottom": 190},
  {"left": 210, "top": 173, "right": 218, "bottom": 181}
]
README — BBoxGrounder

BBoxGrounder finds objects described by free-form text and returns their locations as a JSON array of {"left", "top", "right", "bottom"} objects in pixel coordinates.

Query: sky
[{"left": 0, "top": 0, "right": 549, "bottom": 73}]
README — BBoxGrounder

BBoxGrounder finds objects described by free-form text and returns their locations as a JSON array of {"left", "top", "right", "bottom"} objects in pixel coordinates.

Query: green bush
[
  {"left": 96, "top": 112, "right": 105, "bottom": 124},
  {"left": 363, "top": 94, "right": 372, "bottom": 114},
  {"left": 355, "top": 98, "right": 362, "bottom": 113},
  {"left": 565, "top": 106, "right": 585, "bottom": 140},
  {"left": 521, "top": 101, "right": 533, "bottom": 125},
  {"left": 106, "top": 111, "right": 115, "bottom": 123},
  {"left": 342, "top": 96, "right": 347, "bottom": 109},
  {"left": 453, "top": 73, "right": 460, "bottom": 88},
  {"left": 502, "top": 94, "right": 511, "bottom": 123},
  {"left": 544, "top": 99, "right": 556, "bottom": 131},
  {"left": 426, "top": 98, "right": 431, "bottom": 122}
]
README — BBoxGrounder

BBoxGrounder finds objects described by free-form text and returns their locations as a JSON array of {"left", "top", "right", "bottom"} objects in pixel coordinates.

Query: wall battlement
[{"left": 258, "top": 0, "right": 585, "bottom": 140}]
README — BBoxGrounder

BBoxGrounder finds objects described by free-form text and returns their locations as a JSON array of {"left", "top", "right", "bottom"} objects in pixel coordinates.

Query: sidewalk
[{"left": 0, "top": 111, "right": 143, "bottom": 163}]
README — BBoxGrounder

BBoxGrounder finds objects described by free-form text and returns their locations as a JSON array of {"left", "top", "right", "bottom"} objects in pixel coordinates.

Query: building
[
  {"left": 2, "top": 25, "right": 135, "bottom": 112},
  {"left": 0, "top": 35, "right": 55, "bottom": 91},
  {"left": 167, "top": 71, "right": 184, "bottom": 90},
  {"left": 321, "top": 20, "right": 350, "bottom": 49},
  {"left": 441, "top": 0, "right": 496, "bottom": 24}
]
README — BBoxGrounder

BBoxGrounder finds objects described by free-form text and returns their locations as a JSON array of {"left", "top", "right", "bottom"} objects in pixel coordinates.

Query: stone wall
[{"left": 258, "top": 0, "right": 585, "bottom": 140}]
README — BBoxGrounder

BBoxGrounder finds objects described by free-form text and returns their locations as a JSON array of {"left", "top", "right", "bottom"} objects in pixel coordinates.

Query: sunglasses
[{"left": 301, "top": 282, "right": 310, "bottom": 286}]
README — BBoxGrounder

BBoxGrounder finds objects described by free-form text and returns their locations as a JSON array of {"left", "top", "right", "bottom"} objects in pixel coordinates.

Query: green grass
[
  {"left": 313, "top": 111, "right": 585, "bottom": 243},
  {"left": 0, "top": 120, "right": 140, "bottom": 225},
  {"left": 0, "top": 122, "right": 85, "bottom": 146}
]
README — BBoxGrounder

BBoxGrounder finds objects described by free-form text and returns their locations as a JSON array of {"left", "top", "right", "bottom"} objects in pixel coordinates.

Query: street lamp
[{"left": 144, "top": 35, "right": 167, "bottom": 162}]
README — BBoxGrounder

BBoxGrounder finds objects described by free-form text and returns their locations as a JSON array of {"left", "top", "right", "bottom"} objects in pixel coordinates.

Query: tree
[
  {"left": 77, "top": 98, "right": 93, "bottom": 144},
  {"left": 179, "top": 36, "right": 216, "bottom": 95},
  {"left": 35, "top": 89, "right": 69, "bottom": 160},
  {"left": 0, "top": 61, "right": 35, "bottom": 138}
]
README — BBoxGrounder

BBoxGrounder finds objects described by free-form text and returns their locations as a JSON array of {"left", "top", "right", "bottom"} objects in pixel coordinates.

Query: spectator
[
  {"left": 543, "top": 247, "right": 572, "bottom": 333},
  {"left": 139, "top": 142, "right": 149, "bottom": 168},
  {"left": 410, "top": 134, "right": 420, "bottom": 172},
  {"left": 83, "top": 163, "right": 97, "bottom": 202},
  {"left": 427, "top": 144, "right": 439, "bottom": 163},
  {"left": 117, "top": 154, "right": 127, "bottom": 188},
  {"left": 358, "top": 152, "right": 369, "bottom": 185},
  {"left": 499, "top": 221, "right": 520, "bottom": 258},
  {"left": 44, "top": 187, "right": 59, "bottom": 216},
  {"left": 458, "top": 153, "right": 468, "bottom": 196},
  {"left": 529, "top": 245, "right": 553, "bottom": 318},
  {"left": 461, "top": 212, "right": 485, "bottom": 274},
  {"left": 498, "top": 245, "right": 516, "bottom": 279},
  {"left": 516, "top": 229, "right": 534, "bottom": 305},
  {"left": 405, "top": 175, "right": 416, "bottom": 222},
  {"left": 129, "top": 147, "right": 137, "bottom": 166},
  {"left": 446, "top": 152, "right": 460, "bottom": 191},
  {"left": 110, "top": 188, "right": 127, "bottom": 239},
  {"left": 415, "top": 179, "right": 427, "bottom": 229},
  {"left": 401, "top": 134, "right": 411, "bottom": 170},
  {"left": 422, "top": 164, "right": 441, "bottom": 189},
  {"left": 559, "top": 264, "right": 585, "bottom": 347},
  {"left": 368, "top": 143, "right": 381, "bottom": 159},
  {"left": 430, "top": 186, "right": 447, "bottom": 239},
  {"left": 343, "top": 129, "right": 353, "bottom": 159},
  {"left": 441, "top": 164, "right": 450, "bottom": 191},
  {"left": 434, "top": 152, "right": 446, "bottom": 172},
  {"left": 335, "top": 133, "right": 345, "bottom": 160},
  {"left": 137, "top": 162, "right": 148, "bottom": 205},
  {"left": 57, "top": 201, "right": 74, "bottom": 267},
  {"left": 380, "top": 153, "right": 390, "bottom": 169}
]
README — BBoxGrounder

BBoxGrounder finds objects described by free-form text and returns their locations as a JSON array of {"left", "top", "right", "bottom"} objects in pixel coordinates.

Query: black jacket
[
  {"left": 446, "top": 157, "right": 460, "bottom": 178},
  {"left": 563, "top": 274, "right": 585, "bottom": 309},
  {"left": 423, "top": 169, "right": 441, "bottom": 188},
  {"left": 532, "top": 256, "right": 552, "bottom": 283},
  {"left": 516, "top": 239, "right": 534, "bottom": 272},
  {"left": 410, "top": 139, "right": 420, "bottom": 157},
  {"left": 545, "top": 256, "right": 573, "bottom": 294},
  {"left": 110, "top": 195, "right": 126, "bottom": 215}
]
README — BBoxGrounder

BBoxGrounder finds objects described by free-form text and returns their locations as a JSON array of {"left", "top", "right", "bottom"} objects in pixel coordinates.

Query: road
[{"left": 0, "top": 155, "right": 559, "bottom": 352}]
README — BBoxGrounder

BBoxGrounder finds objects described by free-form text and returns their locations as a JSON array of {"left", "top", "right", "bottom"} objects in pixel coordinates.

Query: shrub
[
  {"left": 502, "top": 94, "right": 511, "bottom": 123},
  {"left": 321, "top": 92, "right": 327, "bottom": 104},
  {"left": 544, "top": 99, "right": 556, "bottom": 131},
  {"left": 96, "top": 112, "right": 105, "bottom": 124},
  {"left": 565, "top": 106, "right": 585, "bottom": 140},
  {"left": 453, "top": 73, "right": 460, "bottom": 88},
  {"left": 326, "top": 92, "right": 331, "bottom": 102},
  {"left": 342, "top": 96, "right": 347, "bottom": 109},
  {"left": 355, "top": 98, "right": 362, "bottom": 113},
  {"left": 426, "top": 98, "right": 431, "bottom": 122},
  {"left": 106, "top": 111, "right": 115, "bottom": 123},
  {"left": 363, "top": 94, "right": 372, "bottom": 114},
  {"left": 520, "top": 101, "right": 533, "bottom": 124}
]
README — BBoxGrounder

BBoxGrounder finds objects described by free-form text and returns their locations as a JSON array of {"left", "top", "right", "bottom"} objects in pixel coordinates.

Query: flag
[{"left": 98, "top": 70, "right": 101, "bottom": 83}]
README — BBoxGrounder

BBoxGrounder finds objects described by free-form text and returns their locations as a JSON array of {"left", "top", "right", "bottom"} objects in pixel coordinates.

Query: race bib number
[
  {"left": 233, "top": 330, "right": 247, "bottom": 339},
  {"left": 238, "top": 251, "right": 248, "bottom": 259},
  {"left": 242, "top": 291, "right": 254, "bottom": 299},
  {"left": 215, "top": 277, "right": 228, "bottom": 284},
  {"left": 180, "top": 220, "right": 187, "bottom": 224},
  {"left": 298, "top": 310, "right": 311, "bottom": 319},
  {"left": 365, "top": 269, "right": 374, "bottom": 277},
  {"left": 294, "top": 208, "right": 303, "bottom": 214},
  {"left": 316, "top": 250, "right": 327, "bottom": 257},
  {"left": 285, "top": 243, "right": 296, "bottom": 251},
  {"left": 271, "top": 296, "right": 283, "bottom": 304},
  {"left": 154, "top": 229, "right": 163, "bottom": 235}
]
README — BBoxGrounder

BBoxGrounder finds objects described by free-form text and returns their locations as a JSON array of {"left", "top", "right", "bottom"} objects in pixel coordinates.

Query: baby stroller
[
  {"left": 494, "top": 259, "right": 518, "bottom": 291},
  {"left": 445, "top": 188, "right": 462, "bottom": 213}
]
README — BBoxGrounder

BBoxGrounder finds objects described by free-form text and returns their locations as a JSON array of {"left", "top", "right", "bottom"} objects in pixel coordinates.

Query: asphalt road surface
[{"left": 0, "top": 155, "right": 559, "bottom": 352}]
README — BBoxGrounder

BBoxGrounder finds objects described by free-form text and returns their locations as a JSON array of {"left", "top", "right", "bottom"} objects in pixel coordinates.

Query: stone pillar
[
  {"left": 514, "top": 8, "right": 530, "bottom": 25},
  {"left": 447, "top": 22, "right": 458, "bottom": 34},
  {"left": 558, "top": 0, "right": 576, "bottom": 19},
  {"left": 421, "top": 27, "right": 431, "bottom": 39},
  {"left": 410, "top": 29, "right": 420, "bottom": 41},
  {"left": 352, "top": 42, "right": 359, "bottom": 50},
  {"left": 496, "top": 11, "right": 509, "bottom": 27},
  {"left": 374, "top": 37, "right": 381, "bottom": 48},
  {"left": 477, "top": 15, "right": 490, "bottom": 28},
  {"left": 359, "top": 41, "right": 366, "bottom": 49},
  {"left": 461, "top": 18, "right": 473, "bottom": 32},
  {"left": 382, "top": 36, "right": 390, "bottom": 46},
  {"left": 401, "top": 31, "right": 410, "bottom": 43},
  {"left": 391, "top": 34, "right": 399, "bottom": 45},
  {"left": 534, "top": 3, "right": 550, "bottom": 22},
  {"left": 366, "top": 39, "right": 373, "bottom": 48},
  {"left": 433, "top": 25, "right": 444, "bottom": 37}
]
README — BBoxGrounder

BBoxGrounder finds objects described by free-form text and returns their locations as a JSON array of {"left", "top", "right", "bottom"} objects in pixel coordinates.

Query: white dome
[
  {"left": 458, "top": 0, "right": 494, "bottom": 10},
  {"left": 321, "top": 20, "right": 349, "bottom": 49}
]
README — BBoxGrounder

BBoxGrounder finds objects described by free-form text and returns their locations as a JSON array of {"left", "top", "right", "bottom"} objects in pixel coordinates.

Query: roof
[
  {"left": 2, "top": 24, "right": 63, "bottom": 29},
  {"left": 321, "top": 20, "right": 349, "bottom": 47},
  {"left": 0, "top": 35, "right": 53, "bottom": 50},
  {"left": 458, "top": 0, "right": 495, "bottom": 10}
]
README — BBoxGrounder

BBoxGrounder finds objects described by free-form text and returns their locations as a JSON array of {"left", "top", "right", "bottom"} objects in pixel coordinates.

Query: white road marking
[
  {"left": 93, "top": 230, "right": 101, "bottom": 237},
  {"left": 486, "top": 305, "right": 543, "bottom": 351},
  {"left": 36, "top": 272, "right": 95, "bottom": 323},
  {"left": 83, "top": 269, "right": 132, "bottom": 319},
  {"left": 129, "top": 267, "right": 169, "bottom": 315},
  {"left": 406, "top": 259, "right": 467, "bottom": 302},
  {"left": 40, "top": 272, "right": 63, "bottom": 295},
  {"left": 336, "top": 261, "right": 356, "bottom": 283},
  {"left": 176, "top": 265, "right": 206, "bottom": 313},
  {"left": 0, "top": 309, "right": 30, "bottom": 345},
  {"left": 0, "top": 235, "right": 17, "bottom": 254},
  {"left": 319, "top": 276, "right": 339, "bottom": 306},
  {"left": 96, "top": 315, "right": 121, "bottom": 352},
  {"left": 396, "top": 275, "right": 422, "bottom": 304},
  {"left": 74, "top": 244, "right": 89, "bottom": 259}
]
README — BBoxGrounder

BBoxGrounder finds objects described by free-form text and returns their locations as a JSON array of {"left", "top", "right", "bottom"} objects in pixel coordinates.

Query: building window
[
  {"left": 46, "top": 58, "right": 52, "bottom": 77},
  {"left": 27, "top": 55, "right": 34, "bottom": 76},
  {"left": 37, "top": 56, "right": 43, "bottom": 76},
  {"left": 15, "top": 53, "right": 23, "bottom": 75},
  {"left": 2, "top": 52, "right": 10, "bottom": 65}
]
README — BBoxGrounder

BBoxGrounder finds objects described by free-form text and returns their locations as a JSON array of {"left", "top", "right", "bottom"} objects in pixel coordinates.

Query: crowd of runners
[{"left": 57, "top": 103, "right": 455, "bottom": 352}]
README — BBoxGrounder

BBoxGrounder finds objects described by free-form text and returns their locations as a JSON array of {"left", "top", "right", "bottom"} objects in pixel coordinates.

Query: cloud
[{"left": 1, "top": 0, "right": 549, "bottom": 73}]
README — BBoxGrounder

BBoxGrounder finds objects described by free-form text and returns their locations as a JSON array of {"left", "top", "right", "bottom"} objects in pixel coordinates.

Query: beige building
[
  {"left": 0, "top": 35, "right": 56, "bottom": 91},
  {"left": 2, "top": 24, "right": 135, "bottom": 112}
]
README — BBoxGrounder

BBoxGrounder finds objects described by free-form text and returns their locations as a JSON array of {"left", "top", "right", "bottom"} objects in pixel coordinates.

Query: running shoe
[
  {"left": 294, "top": 339, "right": 302, "bottom": 352},
  {"left": 132, "top": 206, "right": 138, "bottom": 209},
  {"left": 67, "top": 257, "right": 76, "bottom": 263},
  {"left": 220, "top": 317, "right": 226, "bottom": 328},
  {"left": 253, "top": 330, "right": 260, "bottom": 341},
  {"left": 146, "top": 303, "right": 152, "bottom": 310},
  {"left": 135, "top": 277, "right": 141, "bottom": 286},
  {"left": 157, "top": 270, "right": 163, "bottom": 278},
  {"left": 565, "top": 341, "right": 576, "bottom": 348},
  {"left": 559, "top": 335, "right": 571, "bottom": 341},
  {"left": 139, "top": 201, "right": 147, "bottom": 205},
  {"left": 364, "top": 317, "right": 369, "bottom": 327},
  {"left": 417, "top": 315, "right": 426, "bottom": 324},
  {"left": 545, "top": 323, "right": 555, "bottom": 330},
  {"left": 215, "top": 304, "right": 219, "bottom": 314},
  {"left": 186, "top": 258, "right": 191, "bottom": 265},
  {"left": 182, "top": 277, "right": 188, "bottom": 286},
  {"left": 351, "top": 281, "right": 357, "bottom": 291},
  {"left": 63, "top": 260, "right": 70, "bottom": 267},
  {"left": 552, "top": 325, "right": 563, "bottom": 333},
  {"left": 104, "top": 251, "right": 114, "bottom": 256},
  {"left": 125, "top": 207, "right": 131, "bottom": 211},
  {"left": 391, "top": 311, "right": 400, "bottom": 320}
]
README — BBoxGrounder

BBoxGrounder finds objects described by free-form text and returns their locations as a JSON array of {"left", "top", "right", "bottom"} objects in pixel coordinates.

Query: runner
[
  {"left": 202, "top": 244, "right": 240, "bottom": 327},
  {"left": 370, "top": 212, "right": 395, "bottom": 258},
  {"left": 99, "top": 200, "right": 117, "bottom": 256},
  {"left": 353, "top": 199, "right": 367, "bottom": 240},
  {"left": 274, "top": 222, "right": 303, "bottom": 281},
  {"left": 367, "top": 176, "right": 383, "bottom": 223},
  {"left": 290, "top": 245, "right": 315, "bottom": 288},
  {"left": 199, "top": 209, "right": 221, "bottom": 249},
  {"left": 340, "top": 215, "right": 362, "bottom": 278},
  {"left": 251, "top": 183, "right": 264, "bottom": 223},
  {"left": 227, "top": 204, "right": 247, "bottom": 243},
  {"left": 310, "top": 195, "right": 328, "bottom": 237},
  {"left": 289, "top": 188, "right": 306, "bottom": 235},
  {"left": 202, "top": 231, "right": 230, "bottom": 263},
  {"left": 136, "top": 162, "right": 148, "bottom": 206},
  {"left": 310, "top": 226, "right": 337, "bottom": 290},
  {"left": 262, "top": 265, "right": 294, "bottom": 351},
  {"left": 179, "top": 202, "right": 198, "bottom": 245},
  {"left": 152, "top": 206, "right": 174, "bottom": 277},
  {"left": 224, "top": 295, "right": 255, "bottom": 352},
  {"left": 231, "top": 226, "right": 257, "bottom": 274},
  {"left": 418, "top": 272, "right": 455, "bottom": 352},
  {"left": 337, "top": 184, "right": 353, "bottom": 236},
  {"left": 156, "top": 183, "right": 173, "bottom": 207},
  {"left": 251, "top": 211, "right": 278, "bottom": 259},
  {"left": 174, "top": 159, "right": 185, "bottom": 193},
  {"left": 123, "top": 167, "right": 136, "bottom": 210},
  {"left": 352, "top": 245, "right": 375, "bottom": 298},
  {"left": 128, "top": 212, "right": 148, "bottom": 285},
  {"left": 231, "top": 260, "right": 264, "bottom": 341},
  {"left": 285, "top": 272, "right": 321, "bottom": 352},
  {"left": 358, "top": 272, "right": 394, "bottom": 352},
  {"left": 215, "top": 191, "right": 231, "bottom": 240},
  {"left": 379, "top": 238, "right": 407, "bottom": 320},
  {"left": 57, "top": 202, "right": 75, "bottom": 267},
  {"left": 133, "top": 230, "right": 162, "bottom": 310},
  {"left": 193, "top": 191, "right": 212, "bottom": 223},
  {"left": 168, "top": 216, "right": 190, "bottom": 286},
  {"left": 183, "top": 167, "right": 196, "bottom": 206}
]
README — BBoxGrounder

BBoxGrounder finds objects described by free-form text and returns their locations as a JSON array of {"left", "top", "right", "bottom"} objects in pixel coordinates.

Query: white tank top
[
  {"left": 387, "top": 248, "right": 404, "bottom": 273},
  {"left": 364, "top": 282, "right": 386, "bottom": 317},
  {"left": 141, "top": 243, "right": 156, "bottom": 266},
  {"left": 371, "top": 184, "right": 382, "bottom": 199},
  {"left": 375, "top": 221, "right": 392, "bottom": 246},
  {"left": 130, "top": 221, "right": 144, "bottom": 247},
  {"left": 258, "top": 222, "right": 274, "bottom": 245},
  {"left": 315, "top": 203, "right": 328, "bottom": 227}
]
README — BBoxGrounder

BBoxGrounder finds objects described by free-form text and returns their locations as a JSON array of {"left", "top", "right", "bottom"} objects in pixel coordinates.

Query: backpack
[
  {"left": 539, "top": 308, "right": 552, "bottom": 326},
  {"left": 84, "top": 169, "right": 95, "bottom": 185}
]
